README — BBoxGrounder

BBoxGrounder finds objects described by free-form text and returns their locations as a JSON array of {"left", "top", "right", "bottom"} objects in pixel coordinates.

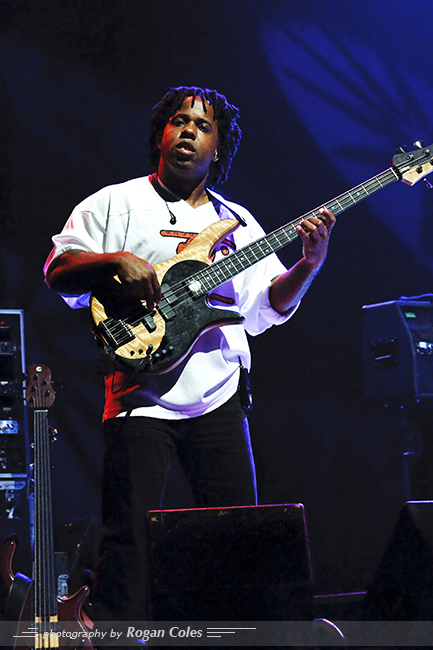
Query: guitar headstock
[
  {"left": 393, "top": 142, "right": 433, "bottom": 186},
  {"left": 26, "top": 364, "right": 55, "bottom": 409}
]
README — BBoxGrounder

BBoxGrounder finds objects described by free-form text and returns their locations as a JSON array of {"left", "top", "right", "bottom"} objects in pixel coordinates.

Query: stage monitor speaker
[
  {"left": 146, "top": 503, "right": 313, "bottom": 621},
  {"left": 364, "top": 501, "right": 433, "bottom": 620},
  {"left": 362, "top": 299, "right": 433, "bottom": 402}
]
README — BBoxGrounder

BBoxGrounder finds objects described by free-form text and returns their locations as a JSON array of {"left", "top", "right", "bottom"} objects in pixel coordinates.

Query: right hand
[{"left": 114, "top": 252, "right": 161, "bottom": 310}]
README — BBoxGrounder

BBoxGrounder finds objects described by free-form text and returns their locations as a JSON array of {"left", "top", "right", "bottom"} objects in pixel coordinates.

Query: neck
[{"left": 156, "top": 167, "right": 210, "bottom": 208}]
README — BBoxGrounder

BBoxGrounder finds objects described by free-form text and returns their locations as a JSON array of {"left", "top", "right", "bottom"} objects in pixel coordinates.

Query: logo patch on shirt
[
  {"left": 160, "top": 230, "right": 236, "bottom": 259},
  {"left": 160, "top": 230, "right": 199, "bottom": 254}
]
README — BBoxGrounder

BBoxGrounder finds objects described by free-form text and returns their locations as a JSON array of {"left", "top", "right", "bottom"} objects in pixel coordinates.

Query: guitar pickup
[
  {"left": 157, "top": 300, "right": 176, "bottom": 322},
  {"left": 142, "top": 313, "right": 157, "bottom": 332},
  {"left": 157, "top": 289, "right": 176, "bottom": 322}
]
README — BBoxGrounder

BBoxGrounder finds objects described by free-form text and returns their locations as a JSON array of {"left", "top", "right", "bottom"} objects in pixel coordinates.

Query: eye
[{"left": 199, "top": 123, "right": 210, "bottom": 132}]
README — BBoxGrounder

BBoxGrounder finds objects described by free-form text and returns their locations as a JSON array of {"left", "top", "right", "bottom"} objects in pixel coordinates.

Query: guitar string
[
  {"left": 35, "top": 410, "right": 44, "bottom": 633},
  {"left": 106, "top": 167, "right": 399, "bottom": 348},
  {"left": 35, "top": 408, "right": 57, "bottom": 639},
  {"left": 160, "top": 167, "right": 398, "bottom": 304},
  {"left": 104, "top": 162, "right": 424, "bottom": 350},
  {"left": 35, "top": 410, "right": 45, "bottom": 633},
  {"left": 111, "top": 167, "right": 399, "bottom": 342},
  {"left": 123, "top": 157, "right": 428, "bottom": 336},
  {"left": 29, "top": 370, "right": 58, "bottom": 646}
]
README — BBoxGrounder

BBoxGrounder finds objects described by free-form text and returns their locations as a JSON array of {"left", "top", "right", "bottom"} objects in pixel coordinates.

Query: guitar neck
[
  {"left": 34, "top": 408, "right": 57, "bottom": 621},
  {"left": 192, "top": 165, "right": 399, "bottom": 295}
]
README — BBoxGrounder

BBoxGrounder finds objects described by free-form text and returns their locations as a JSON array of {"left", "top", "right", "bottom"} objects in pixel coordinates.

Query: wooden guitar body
[
  {"left": 0, "top": 366, "right": 94, "bottom": 649},
  {"left": 1, "top": 539, "right": 92, "bottom": 649},
  {"left": 91, "top": 217, "right": 244, "bottom": 374}
]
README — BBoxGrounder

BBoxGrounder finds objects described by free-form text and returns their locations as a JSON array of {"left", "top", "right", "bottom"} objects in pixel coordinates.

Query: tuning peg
[
  {"left": 397, "top": 145, "right": 407, "bottom": 153},
  {"left": 424, "top": 178, "right": 433, "bottom": 189},
  {"left": 413, "top": 140, "right": 424, "bottom": 149}
]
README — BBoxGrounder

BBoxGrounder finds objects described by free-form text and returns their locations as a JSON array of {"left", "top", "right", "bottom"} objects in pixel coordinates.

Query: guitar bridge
[{"left": 98, "top": 317, "right": 135, "bottom": 350}]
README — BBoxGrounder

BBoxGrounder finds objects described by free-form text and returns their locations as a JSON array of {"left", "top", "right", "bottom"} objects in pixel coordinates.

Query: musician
[{"left": 44, "top": 86, "right": 335, "bottom": 621}]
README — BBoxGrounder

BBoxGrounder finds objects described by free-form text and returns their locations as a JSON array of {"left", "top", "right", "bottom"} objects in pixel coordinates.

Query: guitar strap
[
  {"left": 4, "top": 569, "right": 33, "bottom": 619},
  {"left": 206, "top": 190, "right": 253, "bottom": 409},
  {"left": 206, "top": 188, "right": 247, "bottom": 227},
  {"left": 149, "top": 174, "right": 247, "bottom": 227}
]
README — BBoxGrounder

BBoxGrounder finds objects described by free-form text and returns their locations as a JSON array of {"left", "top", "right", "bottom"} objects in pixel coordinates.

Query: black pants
[{"left": 93, "top": 393, "right": 257, "bottom": 621}]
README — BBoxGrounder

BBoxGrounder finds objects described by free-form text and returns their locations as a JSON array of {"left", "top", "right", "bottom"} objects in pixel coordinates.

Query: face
[{"left": 157, "top": 96, "right": 219, "bottom": 182}]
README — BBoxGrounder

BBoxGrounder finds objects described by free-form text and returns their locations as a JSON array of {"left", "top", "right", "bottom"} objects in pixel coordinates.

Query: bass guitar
[
  {"left": 91, "top": 142, "right": 433, "bottom": 375},
  {"left": 0, "top": 364, "right": 92, "bottom": 649}
]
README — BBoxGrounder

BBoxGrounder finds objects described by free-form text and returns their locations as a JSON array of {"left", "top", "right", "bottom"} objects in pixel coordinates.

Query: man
[{"left": 44, "top": 86, "right": 335, "bottom": 620}]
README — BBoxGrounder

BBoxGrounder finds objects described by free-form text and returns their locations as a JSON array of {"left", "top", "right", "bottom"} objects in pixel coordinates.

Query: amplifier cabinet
[
  {"left": 0, "top": 310, "right": 32, "bottom": 601},
  {"left": 362, "top": 300, "right": 433, "bottom": 402},
  {"left": 146, "top": 503, "right": 313, "bottom": 621},
  {"left": 0, "top": 310, "right": 28, "bottom": 480}
]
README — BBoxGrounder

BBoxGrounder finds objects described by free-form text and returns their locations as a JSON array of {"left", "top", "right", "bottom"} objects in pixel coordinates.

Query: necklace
[
  {"left": 165, "top": 202, "right": 177, "bottom": 225},
  {"left": 151, "top": 173, "right": 179, "bottom": 225}
]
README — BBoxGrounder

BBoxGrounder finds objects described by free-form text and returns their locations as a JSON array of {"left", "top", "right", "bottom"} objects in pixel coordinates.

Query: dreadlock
[{"left": 148, "top": 86, "right": 242, "bottom": 186}]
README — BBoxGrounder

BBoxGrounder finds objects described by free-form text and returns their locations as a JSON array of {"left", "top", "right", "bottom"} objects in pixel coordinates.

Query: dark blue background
[{"left": 2, "top": 0, "right": 433, "bottom": 596}]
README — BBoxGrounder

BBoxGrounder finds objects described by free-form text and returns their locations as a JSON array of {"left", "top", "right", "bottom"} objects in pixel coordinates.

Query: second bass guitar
[{"left": 0, "top": 365, "right": 93, "bottom": 649}]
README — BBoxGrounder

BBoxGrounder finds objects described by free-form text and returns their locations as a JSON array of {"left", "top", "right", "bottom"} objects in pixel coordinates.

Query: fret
[
  {"left": 34, "top": 408, "right": 57, "bottom": 621},
  {"left": 187, "top": 164, "right": 402, "bottom": 298},
  {"left": 25, "top": 365, "right": 58, "bottom": 637}
]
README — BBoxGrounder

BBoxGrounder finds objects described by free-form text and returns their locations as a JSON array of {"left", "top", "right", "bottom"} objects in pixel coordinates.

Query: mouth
[{"left": 176, "top": 141, "right": 195, "bottom": 155}]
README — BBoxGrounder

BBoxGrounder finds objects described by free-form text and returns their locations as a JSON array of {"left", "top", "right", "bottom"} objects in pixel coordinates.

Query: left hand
[{"left": 296, "top": 208, "right": 336, "bottom": 270}]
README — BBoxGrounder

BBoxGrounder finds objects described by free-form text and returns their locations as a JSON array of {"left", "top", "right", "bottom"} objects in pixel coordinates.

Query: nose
[{"left": 181, "top": 121, "right": 196, "bottom": 139}]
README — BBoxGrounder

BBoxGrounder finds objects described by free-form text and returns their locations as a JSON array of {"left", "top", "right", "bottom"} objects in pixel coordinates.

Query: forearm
[
  {"left": 46, "top": 249, "right": 162, "bottom": 307},
  {"left": 45, "top": 250, "right": 121, "bottom": 294},
  {"left": 269, "top": 258, "right": 322, "bottom": 314},
  {"left": 269, "top": 208, "right": 336, "bottom": 313}
]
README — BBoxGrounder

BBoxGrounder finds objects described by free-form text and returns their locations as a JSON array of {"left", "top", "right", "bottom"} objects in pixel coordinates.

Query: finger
[
  {"left": 151, "top": 270, "right": 162, "bottom": 303},
  {"left": 299, "top": 219, "right": 316, "bottom": 233},
  {"left": 296, "top": 224, "right": 311, "bottom": 242},
  {"left": 318, "top": 208, "right": 336, "bottom": 230},
  {"left": 299, "top": 219, "right": 324, "bottom": 241},
  {"left": 142, "top": 271, "right": 162, "bottom": 311}
]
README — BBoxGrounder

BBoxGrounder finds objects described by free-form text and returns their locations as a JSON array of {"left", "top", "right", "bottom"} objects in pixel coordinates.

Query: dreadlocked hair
[{"left": 148, "top": 86, "right": 242, "bottom": 186}]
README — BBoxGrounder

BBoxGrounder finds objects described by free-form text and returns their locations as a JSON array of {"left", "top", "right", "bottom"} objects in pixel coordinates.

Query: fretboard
[
  {"left": 190, "top": 166, "right": 399, "bottom": 296},
  {"left": 34, "top": 408, "right": 57, "bottom": 623}
]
